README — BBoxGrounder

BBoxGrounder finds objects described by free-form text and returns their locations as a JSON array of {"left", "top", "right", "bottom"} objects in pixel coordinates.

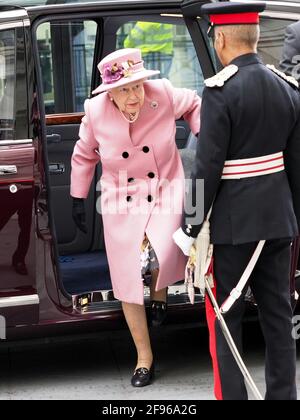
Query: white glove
[{"left": 172, "top": 228, "right": 196, "bottom": 256}]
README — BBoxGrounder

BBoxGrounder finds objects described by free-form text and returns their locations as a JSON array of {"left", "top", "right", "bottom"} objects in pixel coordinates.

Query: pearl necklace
[{"left": 120, "top": 110, "right": 140, "bottom": 124}]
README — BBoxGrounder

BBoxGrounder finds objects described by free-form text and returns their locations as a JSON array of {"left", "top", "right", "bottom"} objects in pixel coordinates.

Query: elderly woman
[{"left": 70, "top": 48, "right": 201, "bottom": 387}]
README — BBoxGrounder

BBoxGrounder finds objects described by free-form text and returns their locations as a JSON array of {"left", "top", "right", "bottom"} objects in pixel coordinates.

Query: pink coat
[{"left": 70, "top": 78, "right": 201, "bottom": 305}]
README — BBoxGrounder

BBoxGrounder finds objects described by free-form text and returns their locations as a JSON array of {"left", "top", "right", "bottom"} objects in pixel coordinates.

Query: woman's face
[{"left": 109, "top": 79, "right": 145, "bottom": 115}]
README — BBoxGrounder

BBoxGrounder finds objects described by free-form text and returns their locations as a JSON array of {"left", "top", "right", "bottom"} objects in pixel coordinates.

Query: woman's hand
[{"left": 72, "top": 197, "right": 88, "bottom": 234}]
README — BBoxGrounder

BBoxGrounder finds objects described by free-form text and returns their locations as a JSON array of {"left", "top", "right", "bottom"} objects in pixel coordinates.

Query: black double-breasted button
[
  {"left": 128, "top": 177, "right": 135, "bottom": 183},
  {"left": 147, "top": 172, "right": 155, "bottom": 179},
  {"left": 122, "top": 152, "right": 129, "bottom": 159},
  {"left": 126, "top": 196, "right": 132, "bottom": 202},
  {"left": 142, "top": 146, "right": 149, "bottom": 153},
  {"left": 147, "top": 195, "right": 153, "bottom": 202}
]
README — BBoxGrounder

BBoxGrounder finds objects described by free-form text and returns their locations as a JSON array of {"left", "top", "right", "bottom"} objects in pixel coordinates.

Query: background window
[
  {"left": 37, "top": 20, "right": 97, "bottom": 114},
  {"left": 202, "top": 17, "right": 298, "bottom": 79},
  {"left": 259, "top": 18, "right": 298, "bottom": 80},
  {"left": 0, "top": 29, "right": 15, "bottom": 141},
  {"left": 117, "top": 21, "right": 205, "bottom": 96}
]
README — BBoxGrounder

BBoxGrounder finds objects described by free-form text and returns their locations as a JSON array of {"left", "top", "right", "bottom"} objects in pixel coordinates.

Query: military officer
[{"left": 173, "top": 2, "right": 300, "bottom": 400}]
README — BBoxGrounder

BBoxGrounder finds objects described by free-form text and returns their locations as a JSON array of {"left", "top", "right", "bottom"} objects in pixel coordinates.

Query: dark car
[{"left": 0, "top": 0, "right": 299, "bottom": 342}]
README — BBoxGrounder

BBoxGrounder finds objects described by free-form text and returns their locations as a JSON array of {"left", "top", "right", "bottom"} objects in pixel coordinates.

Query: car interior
[
  {"left": 35, "top": 10, "right": 298, "bottom": 305},
  {"left": 36, "top": 13, "right": 208, "bottom": 303}
]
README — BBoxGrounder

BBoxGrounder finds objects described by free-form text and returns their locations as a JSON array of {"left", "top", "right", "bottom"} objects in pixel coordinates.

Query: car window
[
  {"left": 202, "top": 17, "right": 298, "bottom": 78},
  {"left": 0, "top": 29, "right": 16, "bottom": 141},
  {"left": 117, "top": 21, "right": 206, "bottom": 96},
  {"left": 37, "top": 20, "right": 97, "bottom": 114},
  {"left": 259, "top": 17, "right": 298, "bottom": 79}
]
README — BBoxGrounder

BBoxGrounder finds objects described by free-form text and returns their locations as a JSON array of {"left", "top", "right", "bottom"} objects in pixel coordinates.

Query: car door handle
[
  {"left": 49, "top": 163, "right": 65, "bottom": 175},
  {"left": 46, "top": 134, "right": 61, "bottom": 144},
  {"left": 0, "top": 165, "right": 17, "bottom": 175}
]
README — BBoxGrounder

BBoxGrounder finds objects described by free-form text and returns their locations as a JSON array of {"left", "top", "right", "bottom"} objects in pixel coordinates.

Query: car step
[{"left": 72, "top": 284, "right": 205, "bottom": 314}]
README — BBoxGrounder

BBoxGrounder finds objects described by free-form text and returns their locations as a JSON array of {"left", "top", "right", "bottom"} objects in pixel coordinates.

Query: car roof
[
  {"left": 0, "top": 0, "right": 299, "bottom": 13},
  {"left": 0, "top": 0, "right": 181, "bottom": 8}
]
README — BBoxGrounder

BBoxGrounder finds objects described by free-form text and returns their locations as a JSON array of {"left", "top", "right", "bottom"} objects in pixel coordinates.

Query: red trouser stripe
[{"left": 205, "top": 262, "right": 223, "bottom": 401}]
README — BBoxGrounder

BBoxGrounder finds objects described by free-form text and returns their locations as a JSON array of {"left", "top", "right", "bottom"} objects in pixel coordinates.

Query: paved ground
[{"left": 0, "top": 323, "right": 299, "bottom": 400}]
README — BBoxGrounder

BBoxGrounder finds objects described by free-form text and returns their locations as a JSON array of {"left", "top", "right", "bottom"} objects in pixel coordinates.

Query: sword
[
  {"left": 182, "top": 221, "right": 264, "bottom": 400},
  {"left": 205, "top": 275, "right": 263, "bottom": 401}
]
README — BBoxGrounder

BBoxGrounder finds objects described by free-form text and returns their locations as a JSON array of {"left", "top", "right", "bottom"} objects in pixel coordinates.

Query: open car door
[{"left": 0, "top": 8, "right": 39, "bottom": 337}]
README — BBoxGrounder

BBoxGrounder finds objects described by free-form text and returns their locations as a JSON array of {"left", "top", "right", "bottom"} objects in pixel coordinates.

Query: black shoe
[
  {"left": 131, "top": 363, "right": 155, "bottom": 387},
  {"left": 12, "top": 260, "right": 28, "bottom": 275},
  {"left": 149, "top": 300, "right": 167, "bottom": 327}
]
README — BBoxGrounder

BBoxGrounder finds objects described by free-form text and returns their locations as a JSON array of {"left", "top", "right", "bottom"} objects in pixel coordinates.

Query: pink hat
[{"left": 92, "top": 48, "right": 160, "bottom": 94}]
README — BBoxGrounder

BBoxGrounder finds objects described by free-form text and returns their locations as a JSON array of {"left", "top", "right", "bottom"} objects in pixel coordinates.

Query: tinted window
[
  {"left": 37, "top": 20, "right": 97, "bottom": 114},
  {"left": 259, "top": 18, "right": 298, "bottom": 78},
  {"left": 202, "top": 17, "right": 298, "bottom": 77},
  {"left": 117, "top": 21, "right": 206, "bottom": 96},
  {"left": 0, "top": 29, "right": 15, "bottom": 141}
]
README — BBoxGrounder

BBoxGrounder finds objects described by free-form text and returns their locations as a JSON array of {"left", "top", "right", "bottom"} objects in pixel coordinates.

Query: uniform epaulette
[
  {"left": 204, "top": 64, "right": 239, "bottom": 88},
  {"left": 266, "top": 64, "right": 299, "bottom": 89}
]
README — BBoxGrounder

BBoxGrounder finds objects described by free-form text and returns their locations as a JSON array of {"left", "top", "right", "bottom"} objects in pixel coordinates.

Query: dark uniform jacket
[{"left": 183, "top": 53, "right": 300, "bottom": 244}]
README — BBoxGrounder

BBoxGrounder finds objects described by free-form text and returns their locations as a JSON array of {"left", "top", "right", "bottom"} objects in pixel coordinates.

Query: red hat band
[{"left": 210, "top": 12, "right": 260, "bottom": 25}]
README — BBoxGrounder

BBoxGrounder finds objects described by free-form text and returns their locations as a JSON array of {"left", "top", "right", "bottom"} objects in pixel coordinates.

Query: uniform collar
[{"left": 229, "top": 53, "right": 263, "bottom": 68}]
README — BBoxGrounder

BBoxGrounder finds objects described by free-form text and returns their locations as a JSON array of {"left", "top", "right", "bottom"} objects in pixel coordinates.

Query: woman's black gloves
[{"left": 72, "top": 197, "right": 87, "bottom": 234}]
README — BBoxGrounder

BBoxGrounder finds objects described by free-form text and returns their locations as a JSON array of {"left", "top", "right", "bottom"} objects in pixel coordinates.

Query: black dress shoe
[
  {"left": 131, "top": 364, "right": 155, "bottom": 387},
  {"left": 12, "top": 260, "right": 28, "bottom": 275},
  {"left": 149, "top": 300, "right": 167, "bottom": 327}
]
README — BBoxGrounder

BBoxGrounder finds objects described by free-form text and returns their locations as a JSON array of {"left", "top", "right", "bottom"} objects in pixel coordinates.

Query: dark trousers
[{"left": 206, "top": 238, "right": 297, "bottom": 400}]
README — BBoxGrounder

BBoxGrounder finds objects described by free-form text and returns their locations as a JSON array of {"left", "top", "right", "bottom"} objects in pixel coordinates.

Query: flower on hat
[
  {"left": 121, "top": 60, "right": 135, "bottom": 78},
  {"left": 102, "top": 63, "right": 124, "bottom": 84},
  {"left": 102, "top": 60, "right": 135, "bottom": 84},
  {"left": 122, "top": 60, "right": 134, "bottom": 70}
]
